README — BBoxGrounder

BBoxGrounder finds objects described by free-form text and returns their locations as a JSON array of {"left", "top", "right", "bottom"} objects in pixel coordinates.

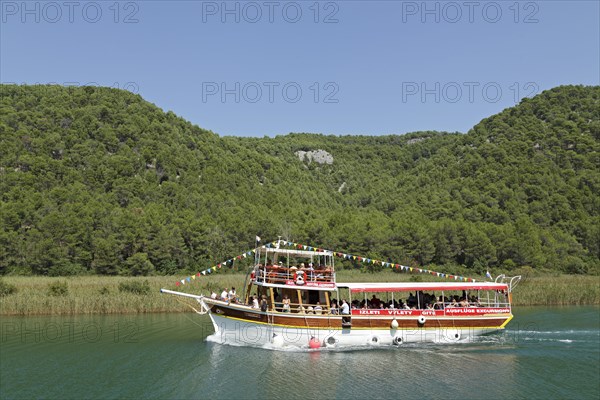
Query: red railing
[{"left": 253, "top": 265, "right": 335, "bottom": 285}]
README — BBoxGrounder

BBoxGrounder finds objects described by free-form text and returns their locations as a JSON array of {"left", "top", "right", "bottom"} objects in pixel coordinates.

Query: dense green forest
[{"left": 0, "top": 84, "right": 598, "bottom": 276}]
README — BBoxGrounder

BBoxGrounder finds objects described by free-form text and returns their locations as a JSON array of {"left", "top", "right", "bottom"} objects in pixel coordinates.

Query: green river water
[{"left": 1, "top": 306, "right": 598, "bottom": 399}]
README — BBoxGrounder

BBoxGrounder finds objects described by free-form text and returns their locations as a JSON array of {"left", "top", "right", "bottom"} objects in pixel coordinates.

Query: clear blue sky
[{"left": 1, "top": 1, "right": 598, "bottom": 137}]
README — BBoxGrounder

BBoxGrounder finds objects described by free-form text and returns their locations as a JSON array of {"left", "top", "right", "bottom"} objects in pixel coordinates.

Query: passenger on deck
[
  {"left": 469, "top": 295, "right": 480, "bottom": 306},
  {"left": 459, "top": 298, "right": 469, "bottom": 307},
  {"left": 260, "top": 295, "right": 268, "bottom": 312},
  {"left": 434, "top": 296, "right": 444, "bottom": 310},
  {"left": 330, "top": 299, "right": 338, "bottom": 315},
  {"left": 370, "top": 295, "right": 381, "bottom": 309},
  {"left": 407, "top": 293, "right": 416, "bottom": 308},
  {"left": 314, "top": 302, "right": 323, "bottom": 315},
  {"left": 221, "top": 288, "right": 228, "bottom": 301},
  {"left": 340, "top": 299, "right": 350, "bottom": 315},
  {"left": 210, "top": 291, "right": 217, "bottom": 299},
  {"left": 282, "top": 295, "right": 291, "bottom": 312},
  {"left": 252, "top": 296, "right": 259, "bottom": 309},
  {"left": 228, "top": 287, "right": 237, "bottom": 302}
]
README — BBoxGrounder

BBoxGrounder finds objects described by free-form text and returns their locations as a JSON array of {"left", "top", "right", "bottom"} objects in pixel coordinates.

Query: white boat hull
[{"left": 206, "top": 312, "right": 503, "bottom": 348}]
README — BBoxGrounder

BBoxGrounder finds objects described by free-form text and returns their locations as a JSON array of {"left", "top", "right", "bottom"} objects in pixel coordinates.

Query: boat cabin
[{"left": 246, "top": 246, "right": 337, "bottom": 314}]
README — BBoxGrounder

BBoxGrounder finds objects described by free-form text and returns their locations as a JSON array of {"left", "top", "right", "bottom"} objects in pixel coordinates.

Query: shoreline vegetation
[{"left": 1, "top": 272, "right": 598, "bottom": 316}]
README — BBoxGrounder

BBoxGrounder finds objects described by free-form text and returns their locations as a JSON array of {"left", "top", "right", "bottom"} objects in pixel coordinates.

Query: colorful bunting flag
[{"left": 172, "top": 239, "right": 479, "bottom": 287}]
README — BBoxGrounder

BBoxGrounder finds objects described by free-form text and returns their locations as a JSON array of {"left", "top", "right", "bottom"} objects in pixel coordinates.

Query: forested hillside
[{"left": 1, "top": 84, "right": 598, "bottom": 276}]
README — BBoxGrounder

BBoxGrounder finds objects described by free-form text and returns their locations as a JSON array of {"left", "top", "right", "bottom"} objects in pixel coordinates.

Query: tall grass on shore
[
  {"left": 0, "top": 276, "right": 245, "bottom": 316},
  {"left": 513, "top": 275, "right": 600, "bottom": 306},
  {"left": 0, "top": 272, "right": 598, "bottom": 315}
]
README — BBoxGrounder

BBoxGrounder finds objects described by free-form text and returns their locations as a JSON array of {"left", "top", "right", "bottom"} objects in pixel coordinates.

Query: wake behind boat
[{"left": 161, "top": 240, "right": 521, "bottom": 349}]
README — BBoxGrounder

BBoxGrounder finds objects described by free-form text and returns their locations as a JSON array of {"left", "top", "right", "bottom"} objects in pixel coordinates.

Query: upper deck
[{"left": 252, "top": 246, "right": 337, "bottom": 289}]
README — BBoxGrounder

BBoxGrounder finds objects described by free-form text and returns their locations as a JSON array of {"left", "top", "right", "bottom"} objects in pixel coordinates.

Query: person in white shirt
[
  {"left": 252, "top": 296, "right": 259, "bottom": 309},
  {"left": 228, "top": 287, "right": 236, "bottom": 302},
  {"left": 220, "top": 288, "right": 228, "bottom": 301},
  {"left": 314, "top": 302, "right": 323, "bottom": 315},
  {"left": 340, "top": 299, "right": 350, "bottom": 315}
]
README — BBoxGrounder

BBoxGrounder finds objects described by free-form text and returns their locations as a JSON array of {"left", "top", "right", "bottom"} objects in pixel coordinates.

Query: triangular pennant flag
[
  {"left": 192, "top": 275, "right": 196, "bottom": 280},
  {"left": 181, "top": 279, "right": 185, "bottom": 285},
  {"left": 176, "top": 281, "right": 180, "bottom": 286},
  {"left": 201, "top": 271, "right": 206, "bottom": 275},
  {"left": 186, "top": 277, "right": 191, "bottom": 282}
]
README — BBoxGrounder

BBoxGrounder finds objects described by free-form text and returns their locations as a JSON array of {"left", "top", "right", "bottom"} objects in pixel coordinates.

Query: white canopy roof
[
  {"left": 260, "top": 247, "right": 333, "bottom": 257},
  {"left": 336, "top": 282, "right": 508, "bottom": 293}
]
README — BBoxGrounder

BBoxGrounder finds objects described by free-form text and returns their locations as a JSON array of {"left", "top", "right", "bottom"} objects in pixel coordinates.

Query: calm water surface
[{"left": 1, "top": 307, "right": 598, "bottom": 399}]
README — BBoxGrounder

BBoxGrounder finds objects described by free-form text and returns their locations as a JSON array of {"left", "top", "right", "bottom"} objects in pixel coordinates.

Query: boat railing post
[{"left": 442, "top": 291, "right": 446, "bottom": 316}]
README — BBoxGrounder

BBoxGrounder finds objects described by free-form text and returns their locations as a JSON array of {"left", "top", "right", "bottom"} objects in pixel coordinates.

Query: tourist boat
[{"left": 161, "top": 240, "right": 521, "bottom": 348}]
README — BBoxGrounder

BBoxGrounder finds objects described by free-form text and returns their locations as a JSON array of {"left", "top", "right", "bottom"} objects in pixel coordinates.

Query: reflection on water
[{"left": 1, "top": 307, "right": 598, "bottom": 399}]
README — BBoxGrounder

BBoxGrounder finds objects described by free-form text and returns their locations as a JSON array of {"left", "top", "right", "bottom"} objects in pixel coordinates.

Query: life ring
[
  {"left": 445, "top": 329, "right": 461, "bottom": 341},
  {"left": 393, "top": 336, "right": 403, "bottom": 346},
  {"left": 418, "top": 316, "right": 426, "bottom": 325},
  {"left": 324, "top": 336, "right": 337, "bottom": 348},
  {"left": 294, "top": 270, "right": 305, "bottom": 286}
]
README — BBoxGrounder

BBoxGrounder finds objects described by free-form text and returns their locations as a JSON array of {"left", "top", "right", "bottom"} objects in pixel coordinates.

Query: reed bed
[
  {"left": 0, "top": 272, "right": 598, "bottom": 315},
  {"left": 512, "top": 275, "right": 600, "bottom": 306}
]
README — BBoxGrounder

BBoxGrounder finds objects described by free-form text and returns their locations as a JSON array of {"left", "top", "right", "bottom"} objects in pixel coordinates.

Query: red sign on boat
[{"left": 352, "top": 307, "right": 511, "bottom": 316}]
